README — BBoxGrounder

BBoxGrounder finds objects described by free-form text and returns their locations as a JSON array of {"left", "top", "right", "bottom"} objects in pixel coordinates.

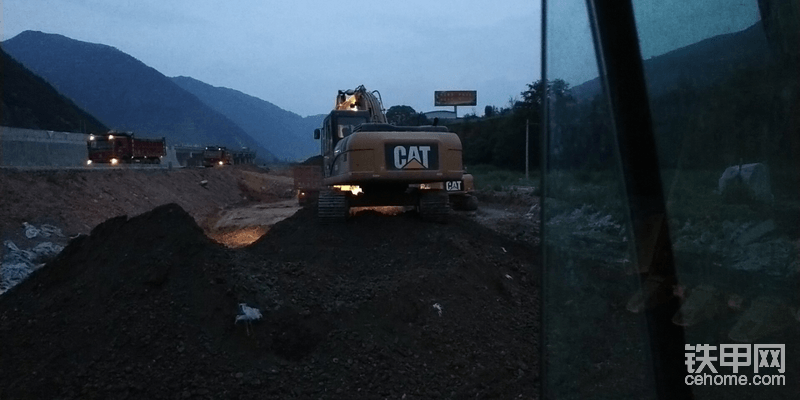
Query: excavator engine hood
[{"left": 323, "top": 129, "right": 464, "bottom": 186}]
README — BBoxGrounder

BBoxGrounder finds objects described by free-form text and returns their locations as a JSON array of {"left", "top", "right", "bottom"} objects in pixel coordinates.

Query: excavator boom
[{"left": 334, "top": 85, "right": 387, "bottom": 123}]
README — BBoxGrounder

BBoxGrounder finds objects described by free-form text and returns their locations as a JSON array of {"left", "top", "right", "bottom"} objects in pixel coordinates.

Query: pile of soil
[{"left": 0, "top": 203, "right": 539, "bottom": 399}]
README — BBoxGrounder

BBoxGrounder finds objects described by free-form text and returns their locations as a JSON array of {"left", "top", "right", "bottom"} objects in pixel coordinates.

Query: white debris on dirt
[
  {"left": 546, "top": 204, "right": 628, "bottom": 265},
  {"left": 234, "top": 303, "right": 262, "bottom": 324},
  {"left": 432, "top": 303, "right": 443, "bottom": 317},
  {"left": 1, "top": 261, "right": 38, "bottom": 295},
  {"left": 23, "top": 222, "right": 39, "bottom": 239},
  {"left": 674, "top": 219, "right": 797, "bottom": 276},
  {"left": 31, "top": 241, "right": 63, "bottom": 256},
  {"left": 547, "top": 204, "right": 623, "bottom": 233},
  {"left": 41, "top": 224, "right": 64, "bottom": 238},
  {"left": 3, "top": 240, "right": 35, "bottom": 263},
  {"left": 1, "top": 239, "right": 65, "bottom": 294},
  {"left": 1, "top": 239, "right": 60, "bottom": 295},
  {"left": 527, "top": 202, "right": 540, "bottom": 217},
  {"left": 1, "top": 224, "right": 66, "bottom": 295},
  {"left": 22, "top": 222, "right": 64, "bottom": 239}
]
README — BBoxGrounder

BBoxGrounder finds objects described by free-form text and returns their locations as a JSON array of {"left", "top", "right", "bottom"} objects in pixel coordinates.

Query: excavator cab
[
  {"left": 335, "top": 116, "right": 367, "bottom": 139},
  {"left": 318, "top": 110, "right": 369, "bottom": 178}
]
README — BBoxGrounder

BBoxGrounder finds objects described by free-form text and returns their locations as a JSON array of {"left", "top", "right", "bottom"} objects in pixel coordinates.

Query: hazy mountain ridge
[
  {"left": 571, "top": 21, "right": 770, "bottom": 101},
  {"left": 0, "top": 46, "right": 107, "bottom": 133},
  {"left": 2, "top": 31, "right": 276, "bottom": 162},
  {"left": 171, "top": 76, "right": 323, "bottom": 161}
]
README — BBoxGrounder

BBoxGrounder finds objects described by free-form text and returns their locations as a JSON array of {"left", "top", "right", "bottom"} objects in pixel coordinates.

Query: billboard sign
[{"left": 434, "top": 91, "right": 477, "bottom": 106}]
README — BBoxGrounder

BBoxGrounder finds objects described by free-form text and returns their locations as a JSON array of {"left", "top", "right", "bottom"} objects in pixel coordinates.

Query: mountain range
[
  {"left": 3, "top": 31, "right": 322, "bottom": 162},
  {"left": 3, "top": 23, "right": 771, "bottom": 162},
  {"left": 1, "top": 46, "right": 107, "bottom": 133},
  {"left": 170, "top": 76, "right": 323, "bottom": 161},
  {"left": 571, "top": 21, "right": 770, "bottom": 101}
]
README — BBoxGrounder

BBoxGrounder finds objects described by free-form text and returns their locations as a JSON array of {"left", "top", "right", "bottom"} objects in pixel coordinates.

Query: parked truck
[
  {"left": 87, "top": 131, "right": 165, "bottom": 165},
  {"left": 203, "top": 146, "right": 233, "bottom": 167},
  {"left": 293, "top": 162, "right": 323, "bottom": 207}
]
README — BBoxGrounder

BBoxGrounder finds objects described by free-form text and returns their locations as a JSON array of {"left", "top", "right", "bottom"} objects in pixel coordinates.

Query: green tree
[
  {"left": 386, "top": 105, "right": 419, "bottom": 126},
  {"left": 520, "top": 79, "right": 573, "bottom": 111},
  {"left": 448, "top": 78, "right": 578, "bottom": 172}
]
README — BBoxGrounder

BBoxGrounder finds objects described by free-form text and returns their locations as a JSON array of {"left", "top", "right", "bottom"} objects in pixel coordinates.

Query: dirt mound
[
  {"left": 238, "top": 208, "right": 540, "bottom": 397},
  {"left": 0, "top": 204, "right": 240, "bottom": 398},
  {"left": 0, "top": 204, "right": 539, "bottom": 399}
]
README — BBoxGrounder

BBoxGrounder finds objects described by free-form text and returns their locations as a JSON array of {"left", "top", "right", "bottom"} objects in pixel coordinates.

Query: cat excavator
[{"left": 309, "top": 85, "right": 477, "bottom": 222}]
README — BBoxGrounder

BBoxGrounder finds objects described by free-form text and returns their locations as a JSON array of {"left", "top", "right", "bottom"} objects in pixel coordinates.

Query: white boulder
[{"left": 718, "top": 163, "right": 773, "bottom": 202}]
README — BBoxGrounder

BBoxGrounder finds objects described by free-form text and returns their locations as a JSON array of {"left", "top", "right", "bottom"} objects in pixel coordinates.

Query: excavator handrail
[{"left": 353, "top": 123, "right": 449, "bottom": 133}]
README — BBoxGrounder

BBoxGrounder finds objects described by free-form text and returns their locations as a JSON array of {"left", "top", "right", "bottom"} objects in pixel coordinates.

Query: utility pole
[{"left": 525, "top": 119, "right": 530, "bottom": 180}]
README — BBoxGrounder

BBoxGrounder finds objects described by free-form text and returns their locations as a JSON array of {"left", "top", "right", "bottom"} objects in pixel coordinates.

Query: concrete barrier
[
  {"left": 0, "top": 127, "right": 89, "bottom": 167},
  {"left": 162, "top": 146, "right": 181, "bottom": 169},
  {"left": 174, "top": 145, "right": 205, "bottom": 167}
]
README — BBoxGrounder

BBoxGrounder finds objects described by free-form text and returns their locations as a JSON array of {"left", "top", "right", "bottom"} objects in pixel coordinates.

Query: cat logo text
[{"left": 385, "top": 144, "right": 439, "bottom": 170}]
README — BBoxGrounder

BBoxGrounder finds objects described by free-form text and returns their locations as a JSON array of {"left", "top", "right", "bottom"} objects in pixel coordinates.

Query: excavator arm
[{"left": 335, "top": 85, "right": 388, "bottom": 124}]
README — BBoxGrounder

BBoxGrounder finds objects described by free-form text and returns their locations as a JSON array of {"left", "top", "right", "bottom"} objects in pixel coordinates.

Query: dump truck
[
  {"left": 308, "top": 85, "right": 477, "bottom": 222},
  {"left": 87, "top": 131, "right": 165, "bottom": 165},
  {"left": 203, "top": 146, "right": 233, "bottom": 167},
  {"left": 293, "top": 162, "right": 323, "bottom": 207}
]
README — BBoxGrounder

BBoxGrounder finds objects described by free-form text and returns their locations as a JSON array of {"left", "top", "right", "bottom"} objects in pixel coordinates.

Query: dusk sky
[{"left": 3, "top": 0, "right": 760, "bottom": 117}]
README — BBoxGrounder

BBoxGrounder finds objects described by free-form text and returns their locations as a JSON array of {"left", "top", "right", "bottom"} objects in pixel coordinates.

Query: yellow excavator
[{"left": 309, "top": 85, "right": 477, "bottom": 222}]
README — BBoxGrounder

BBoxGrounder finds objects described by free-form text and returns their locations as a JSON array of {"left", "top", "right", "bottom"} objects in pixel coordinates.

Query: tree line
[
  {"left": 386, "top": 60, "right": 798, "bottom": 178},
  {"left": 386, "top": 79, "right": 612, "bottom": 172}
]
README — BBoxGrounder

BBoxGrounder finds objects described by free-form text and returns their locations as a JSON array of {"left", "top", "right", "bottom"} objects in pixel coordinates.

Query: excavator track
[
  {"left": 318, "top": 190, "right": 349, "bottom": 223},
  {"left": 450, "top": 194, "right": 479, "bottom": 211},
  {"left": 418, "top": 191, "right": 450, "bottom": 223}
]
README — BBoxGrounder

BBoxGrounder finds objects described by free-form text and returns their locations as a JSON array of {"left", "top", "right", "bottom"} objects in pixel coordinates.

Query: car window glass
[
  {"left": 632, "top": 0, "right": 799, "bottom": 397},
  {"left": 543, "top": 1, "right": 656, "bottom": 398},
  {"left": 543, "top": 1, "right": 800, "bottom": 398}
]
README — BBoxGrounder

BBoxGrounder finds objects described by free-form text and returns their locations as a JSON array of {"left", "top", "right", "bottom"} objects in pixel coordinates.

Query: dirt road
[{"left": 206, "top": 199, "right": 302, "bottom": 248}]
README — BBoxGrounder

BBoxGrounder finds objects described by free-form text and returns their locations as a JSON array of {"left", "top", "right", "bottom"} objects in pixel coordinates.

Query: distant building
[{"left": 423, "top": 110, "right": 457, "bottom": 120}]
